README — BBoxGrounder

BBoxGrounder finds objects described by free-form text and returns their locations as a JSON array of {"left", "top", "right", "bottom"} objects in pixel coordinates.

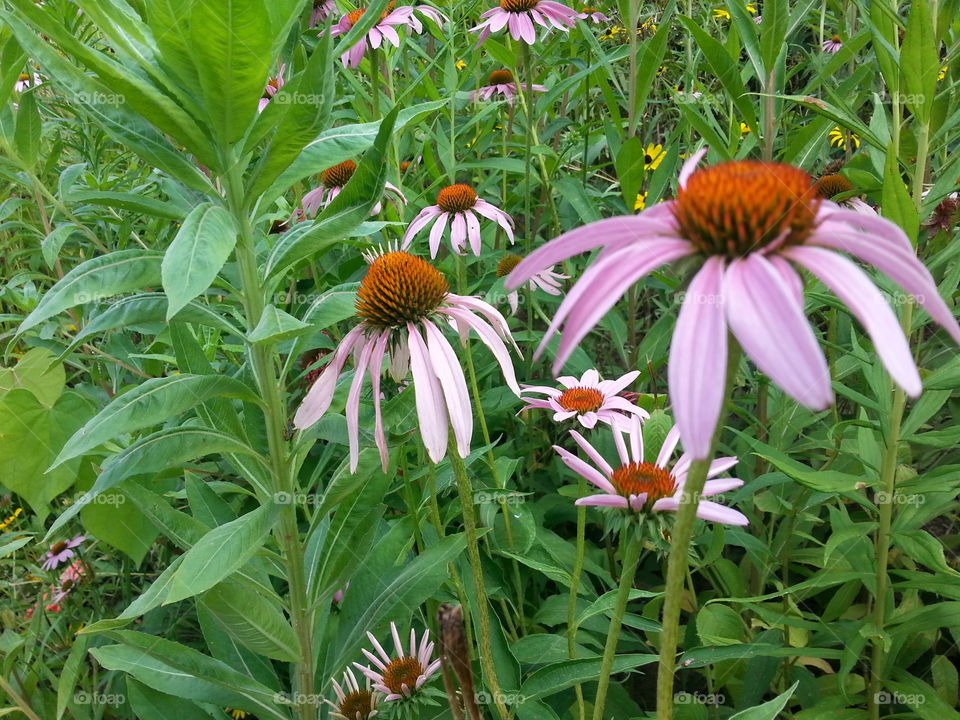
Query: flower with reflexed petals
[
  {"left": 401, "top": 184, "right": 514, "bottom": 257},
  {"left": 578, "top": 6, "right": 610, "bottom": 22},
  {"left": 471, "top": 0, "right": 580, "bottom": 46},
  {"left": 295, "top": 248, "right": 520, "bottom": 470},
  {"left": 310, "top": 0, "right": 337, "bottom": 26},
  {"left": 302, "top": 160, "right": 406, "bottom": 217},
  {"left": 354, "top": 623, "right": 442, "bottom": 702},
  {"left": 556, "top": 417, "right": 748, "bottom": 524},
  {"left": 327, "top": 3, "right": 446, "bottom": 68},
  {"left": 470, "top": 69, "right": 547, "bottom": 102},
  {"left": 822, "top": 34, "right": 843, "bottom": 53},
  {"left": 258, "top": 64, "right": 286, "bottom": 113},
  {"left": 507, "top": 149, "right": 960, "bottom": 459},
  {"left": 814, "top": 174, "right": 876, "bottom": 215},
  {"left": 521, "top": 369, "right": 649, "bottom": 429},
  {"left": 41, "top": 535, "right": 85, "bottom": 571},
  {"left": 326, "top": 668, "right": 381, "bottom": 719},
  {"left": 496, "top": 253, "right": 567, "bottom": 314}
]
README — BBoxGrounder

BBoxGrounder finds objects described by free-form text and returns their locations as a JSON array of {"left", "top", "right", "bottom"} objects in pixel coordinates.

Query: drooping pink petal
[
  {"left": 724, "top": 254, "right": 833, "bottom": 411},
  {"left": 701, "top": 477, "right": 744, "bottom": 497},
  {"left": 668, "top": 258, "right": 728, "bottom": 460},
  {"left": 407, "top": 323, "right": 449, "bottom": 462},
  {"left": 554, "top": 445, "right": 615, "bottom": 493},
  {"left": 368, "top": 330, "right": 391, "bottom": 471},
  {"left": 693, "top": 500, "right": 749, "bottom": 525},
  {"left": 428, "top": 212, "right": 449, "bottom": 257},
  {"left": 346, "top": 336, "right": 377, "bottom": 472},
  {"left": 569, "top": 429, "right": 614, "bottom": 476},
  {"left": 786, "top": 245, "right": 921, "bottom": 396},
  {"left": 450, "top": 212, "right": 467, "bottom": 254},
  {"left": 423, "top": 320, "right": 473, "bottom": 457},
  {"left": 401, "top": 206, "right": 441, "bottom": 249},
  {"left": 294, "top": 325, "right": 367, "bottom": 429},
  {"left": 679, "top": 148, "right": 708, "bottom": 187},
  {"left": 465, "top": 210, "right": 482, "bottom": 255},
  {"left": 439, "top": 307, "right": 521, "bottom": 394}
]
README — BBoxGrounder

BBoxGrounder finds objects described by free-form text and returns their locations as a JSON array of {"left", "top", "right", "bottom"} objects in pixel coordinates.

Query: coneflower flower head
[
  {"left": 401, "top": 184, "right": 514, "bottom": 257},
  {"left": 327, "top": 2, "right": 445, "bottom": 68},
  {"left": 508, "top": 150, "right": 960, "bottom": 459},
  {"left": 471, "top": 0, "right": 580, "bottom": 45},
  {"left": 470, "top": 69, "right": 548, "bottom": 101},
  {"left": 302, "top": 160, "right": 406, "bottom": 217},
  {"left": 326, "top": 668, "right": 380, "bottom": 720},
  {"left": 354, "top": 624, "right": 442, "bottom": 702}
]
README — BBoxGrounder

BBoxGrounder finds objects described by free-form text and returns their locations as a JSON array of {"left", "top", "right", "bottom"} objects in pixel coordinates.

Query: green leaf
[
  {"left": 729, "top": 681, "right": 798, "bottom": 719},
  {"left": 56, "top": 634, "right": 89, "bottom": 720},
  {"left": 80, "top": 488, "right": 158, "bottom": 564},
  {"left": 165, "top": 504, "right": 279, "bottom": 604},
  {"left": 615, "top": 137, "right": 645, "bottom": 212},
  {"left": 13, "top": 87, "right": 40, "bottom": 168},
  {"left": 755, "top": 454, "right": 861, "bottom": 493},
  {"left": 18, "top": 250, "right": 163, "bottom": 334},
  {"left": 199, "top": 579, "right": 298, "bottom": 662},
  {"left": 894, "top": 530, "right": 960, "bottom": 577},
  {"left": 759, "top": 0, "right": 787, "bottom": 72},
  {"left": 247, "top": 304, "right": 311, "bottom": 344},
  {"left": 126, "top": 679, "right": 212, "bottom": 720},
  {"left": 161, "top": 203, "right": 238, "bottom": 319},
  {"left": 696, "top": 604, "right": 745, "bottom": 646},
  {"left": 65, "top": 190, "right": 186, "bottom": 221},
  {"left": 900, "top": 0, "right": 937, "bottom": 124},
  {"left": 519, "top": 654, "right": 658, "bottom": 701},
  {"left": 52, "top": 374, "right": 259, "bottom": 467},
  {"left": 881, "top": 145, "right": 919, "bottom": 242},
  {"left": 0, "top": 347, "right": 65, "bottom": 407}
]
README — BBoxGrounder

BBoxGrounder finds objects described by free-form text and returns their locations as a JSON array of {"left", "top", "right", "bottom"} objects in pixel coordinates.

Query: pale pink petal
[
  {"left": 465, "top": 210, "right": 482, "bottom": 255},
  {"left": 701, "top": 478, "right": 744, "bottom": 497},
  {"left": 346, "top": 336, "right": 376, "bottom": 472},
  {"left": 679, "top": 148, "right": 708, "bottom": 188},
  {"left": 423, "top": 320, "right": 473, "bottom": 457},
  {"left": 294, "top": 326, "right": 367, "bottom": 429},
  {"left": 401, "top": 206, "right": 442, "bottom": 249},
  {"left": 368, "top": 330, "right": 391, "bottom": 471},
  {"left": 694, "top": 500, "right": 749, "bottom": 526},
  {"left": 438, "top": 307, "right": 520, "bottom": 394},
  {"left": 576, "top": 495, "right": 629, "bottom": 508},
  {"left": 569, "top": 429, "right": 614, "bottom": 476},
  {"left": 428, "top": 212, "right": 449, "bottom": 258},
  {"left": 450, "top": 212, "right": 467, "bottom": 254},
  {"left": 407, "top": 324, "right": 449, "bottom": 462},
  {"left": 554, "top": 445, "right": 615, "bottom": 493}
]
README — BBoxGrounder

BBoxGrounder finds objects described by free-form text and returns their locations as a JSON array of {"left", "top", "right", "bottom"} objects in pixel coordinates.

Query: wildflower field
[{"left": 2, "top": 0, "right": 959, "bottom": 718}]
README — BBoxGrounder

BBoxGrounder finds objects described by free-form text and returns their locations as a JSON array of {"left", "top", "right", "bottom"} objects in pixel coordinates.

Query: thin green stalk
[
  {"left": 568, "top": 474, "right": 588, "bottom": 720},
  {"left": 762, "top": 67, "right": 775, "bottom": 162},
  {"left": 656, "top": 343, "right": 741, "bottom": 720},
  {"left": 592, "top": 527, "right": 643, "bottom": 720},
  {"left": 626, "top": 0, "right": 641, "bottom": 138},
  {"left": 370, "top": 47, "right": 381, "bottom": 117},
  {"left": 449, "top": 442, "right": 509, "bottom": 720}
]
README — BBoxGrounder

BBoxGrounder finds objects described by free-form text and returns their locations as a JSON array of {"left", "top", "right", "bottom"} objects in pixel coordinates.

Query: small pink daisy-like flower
[
  {"left": 41, "top": 535, "right": 84, "bottom": 571},
  {"left": 814, "top": 174, "right": 877, "bottom": 216},
  {"left": 822, "top": 34, "right": 843, "bottom": 53},
  {"left": 294, "top": 248, "right": 520, "bottom": 471},
  {"left": 302, "top": 160, "right": 407, "bottom": 217},
  {"left": 327, "top": 2, "right": 445, "bottom": 68},
  {"left": 258, "top": 64, "right": 286, "bottom": 113},
  {"left": 578, "top": 5, "right": 610, "bottom": 22},
  {"left": 310, "top": 0, "right": 338, "bottom": 27},
  {"left": 508, "top": 150, "right": 960, "bottom": 460},
  {"left": 402, "top": 184, "right": 514, "bottom": 257},
  {"left": 556, "top": 417, "right": 748, "bottom": 524},
  {"left": 472, "top": 0, "right": 580, "bottom": 46},
  {"left": 496, "top": 253, "right": 568, "bottom": 314},
  {"left": 354, "top": 623, "right": 442, "bottom": 702},
  {"left": 325, "top": 667, "right": 381, "bottom": 719},
  {"left": 469, "top": 69, "right": 547, "bottom": 102},
  {"left": 521, "top": 368, "right": 650, "bottom": 429},
  {"left": 15, "top": 71, "right": 42, "bottom": 92}
]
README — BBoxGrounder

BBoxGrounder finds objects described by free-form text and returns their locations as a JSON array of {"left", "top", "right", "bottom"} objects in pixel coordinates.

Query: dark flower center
[
  {"left": 338, "top": 689, "right": 376, "bottom": 718},
  {"left": 381, "top": 656, "right": 424, "bottom": 695},
  {"left": 500, "top": 0, "right": 539, "bottom": 12},
  {"left": 557, "top": 387, "right": 605, "bottom": 413},
  {"left": 50, "top": 541, "right": 68, "bottom": 554},
  {"left": 831, "top": 34, "right": 841, "bottom": 43},
  {"left": 610, "top": 462, "right": 677, "bottom": 503},
  {"left": 436, "top": 184, "right": 478, "bottom": 213},
  {"left": 356, "top": 251, "right": 449, "bottom": 328},
  {"left": 488, "top": 69, "right": 514, "bottom": 85},
  {"left": 674, "top": 160, "right": 821, "bottom": 257},
  {"left": 814, "top": 173, "right": 854, "bottom": 200},
  {"left": 321, "top": 160, "right": 357, "bottom": 188},
  {"left": 346, "top": 1, "right": 397, "bottom": 25},
  {"left": 496, "top": 254, "right": 522, "bottom": 277}
]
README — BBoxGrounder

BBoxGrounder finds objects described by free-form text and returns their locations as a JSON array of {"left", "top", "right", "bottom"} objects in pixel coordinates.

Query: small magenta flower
[
  {"left": 471, "top": 0, "right": 580, "bottom": 46},
  {"left": 508, "top": 150, "right": 960, "bottom": 460},
  {"left": 470, "top": 69, "right": 547, "bottom": 102},
  {"left": 401, "top": 184, "right": 514, "bottom": 257},
  {"left": 521, "top": 368, "right": 649, "bottom": 429},
  {"left": 258, "top": 64, "right": 286, "bottom": 113},
  {"left": 311, "top": 0, "right": 338, "bottom": 27},
  {"left": 41, "top": 535, "right": 85, "bottom": 571},
  {"left": 327, "top": 3, "right": 445, "bottom": 68},
  {"left": 325, "top": 668, "right": 381, "bottom": 719},
  {"left": 354, "top": 623, "right": 442, "bottom": 702},
  {"left": 302, "top": 160, "right": 406, "bottom": 217},
  {"left": 294, "top": 248, "right": 520, "bottom": 471},
  {"left": 555, "top": 417, "right": 748, "bottom": 524},
  {"left": 496, "top": 253, "right": 567, "bottom": 314},
  {"left": 822, "top": 34, "right": 843, "bottom": 53},
  {"left": 578, "top": 6, "right": 610, "bottom": 22}
]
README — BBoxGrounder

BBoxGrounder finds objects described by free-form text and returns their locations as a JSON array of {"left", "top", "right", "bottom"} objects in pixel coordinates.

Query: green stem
[
  {"left": 592, "top": 528, "right": 643, "bottom": 720},
  {"left": 568, "top": 474, "right": 588, "bottom": 720},
  {"left": 626, "top": 0, "right": 641, "bottom": 138},
  {"left": 655, "top": 343, "right": 741, "bottom": 720},
  {"left": 449, "top": 441, "right": 508, "bottom": 720},
  {"left": 370, "top": 47, "right": 381, "bottom": 117}
]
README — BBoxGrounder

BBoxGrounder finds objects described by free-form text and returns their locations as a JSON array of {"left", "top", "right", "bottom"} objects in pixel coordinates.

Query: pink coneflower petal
[
  {"left": 451, "top": 212, "right": 467, "bottom": 253},
  {"left": 702, "top": 477, "right": 743, "bottom": 497},
  {"left": 465, "top": 211, "right": 482, "bottom": 255},
  {"left": 346, "top": 336, "right": 377, "bottom": 471},
  {"left": 668, "top": 257, "right": 728, "bottom": 460},
  {"left": 785, "top": 246, "right": 921, "bottom": 396},
  {"left": 295, "top": 325, "right": 366, "bottom": 428},
  {"left": 407, "top": 323, "right": 449, "bottom": 463},
  {"left": 694, "top": 500, "right": 749, "bottom": 525},
  {"left": 428, "top": 212, "right": 449, "bottom": 257},
  {"left": 423, "top": 319, "right": 473, "bottom": 457},
  {"left": 725, "top": 254, "right": 833, "bottom": 411},
  {"left": 576, "top": 494, "right": 630, "bottom": 508},
  {"left": 439, "top": 306, "right": 521, "bottom": 394},
  {"left": 554, "top": 445, "right": 616, "bottom": 493}
]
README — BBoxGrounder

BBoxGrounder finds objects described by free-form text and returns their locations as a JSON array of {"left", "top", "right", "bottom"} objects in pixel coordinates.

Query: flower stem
[
  {"left": 592, "top": 527, "right": 643, "bottom": 720},
  {"left": 568, "top": 474, "right": 588, "bottom": 720},
  {"left": 655, "top": 343, "right": 741, "bottom": 720},
  {"left": 449, "top": 440, "right": 509, "bottom": 720}
]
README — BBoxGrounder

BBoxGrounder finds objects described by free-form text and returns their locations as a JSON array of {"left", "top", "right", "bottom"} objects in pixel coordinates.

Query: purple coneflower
[
  {"left": 294, "top": 248, "right": 520, "bottom": 471},
  {"left": 41, "top": 535, "right": 85, "bottom": 571},
  {"left": 578, "top": 5, "right": 610, "bottom": 22},
  {"left": 814, "top": 174, "right": 877, "bottom": 215},
  {"left": 401, "top": 184, "right": 514, "bottom": 257},
  {"left": 496, "top": 253, "right": 567, "bottom": 314},
  {"left": 327, "top": 2, "right": 445, "bottom": 68},
  {"left": 471, "top": 0, "right": 580, "bottom": 46},
  {"left": 521, "top": 368, "right": 649, "bottom": 429},
  {"left": 325, "top": 667, "right": 381, "bottom": 719},
  {"left": 507, "top": 150, "right": 960, "bottom": 459},
  {"left": 470, "top": 69, "right": 547, "bottom": 102},
  {"left": 258, "top": 64, "right": 286, "bottom": 113},
  {"left": 354, "top": 623, "right": 442, "bottom": 702},
  {"left": 822, "top": 34, "right": 843, "bottom": 53},
  {"left": 302, "top": 160, "right": 406, "bottom": 217},
  {"left": 15, "top": 72, "right": 41, "bottom": 92},
  {"left": 311, "top": 0, "right": 338, "bottom": 26},
  {"left": 556, "top": 417, "right": 748, "bottom": 525}
]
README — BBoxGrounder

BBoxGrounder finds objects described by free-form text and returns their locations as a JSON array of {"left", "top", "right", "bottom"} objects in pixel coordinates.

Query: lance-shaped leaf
[{"left": 199, "top": 579, "right": 298, "bottom": 662}]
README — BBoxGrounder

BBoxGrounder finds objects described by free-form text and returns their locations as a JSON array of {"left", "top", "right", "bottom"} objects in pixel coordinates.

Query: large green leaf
[
  {"left": 80, "top": 487, "right": 158, "bottom": 565},
  {"left": 199, "top": 579, "right": 298, "bottom": 662},
  {"left": 729, "top": 681, "right": 798, "bottom": 719},
  {"left": 19, "top": 250, "right": 163, "bottom": 334},
  {"left": 164, "top": 504, "right": 279, "bottom": 604},
  {"left": 519, "top": 654, "right": 658, "bottom": 701},
  {"left": 161, "top": 203, "right": 238, "bottom": 319},
  {"left": 0, "top": 347, "right": 65, "bottom": 407},
  {"left": 52, "top": 374, "right": 259, "bottom": 467},
  {"left": 125, "top": 679, "right": 212, "bottom": 720}
]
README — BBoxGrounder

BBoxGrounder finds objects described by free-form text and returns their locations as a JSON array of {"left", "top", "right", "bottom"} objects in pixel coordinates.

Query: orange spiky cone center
[
  {"left": 488, "top": 69, "right": 514, "bottom": 85},
  {"left": 381, "top": 656, "right": 423, "bottom": 694},
  {"left": 338, "top": 689, "right": 376, "bottom": 718},
  {"left": 321, "top": 160, "right": 357, "bottom": 188},
  {"left": 813, "top": 173, "right": 854, "bottom": 199},
  {"left": 356, "top": 251, "right": 449, "bottom": 328},
  {"left": 610, "top": 462, "right": 677, "bottom": 503},
  {"left": 556, "top": 387, "right": 605, "bottom": 413},
  {"left": 436, "top": 184, "right": 478, "bottom": 213}
]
